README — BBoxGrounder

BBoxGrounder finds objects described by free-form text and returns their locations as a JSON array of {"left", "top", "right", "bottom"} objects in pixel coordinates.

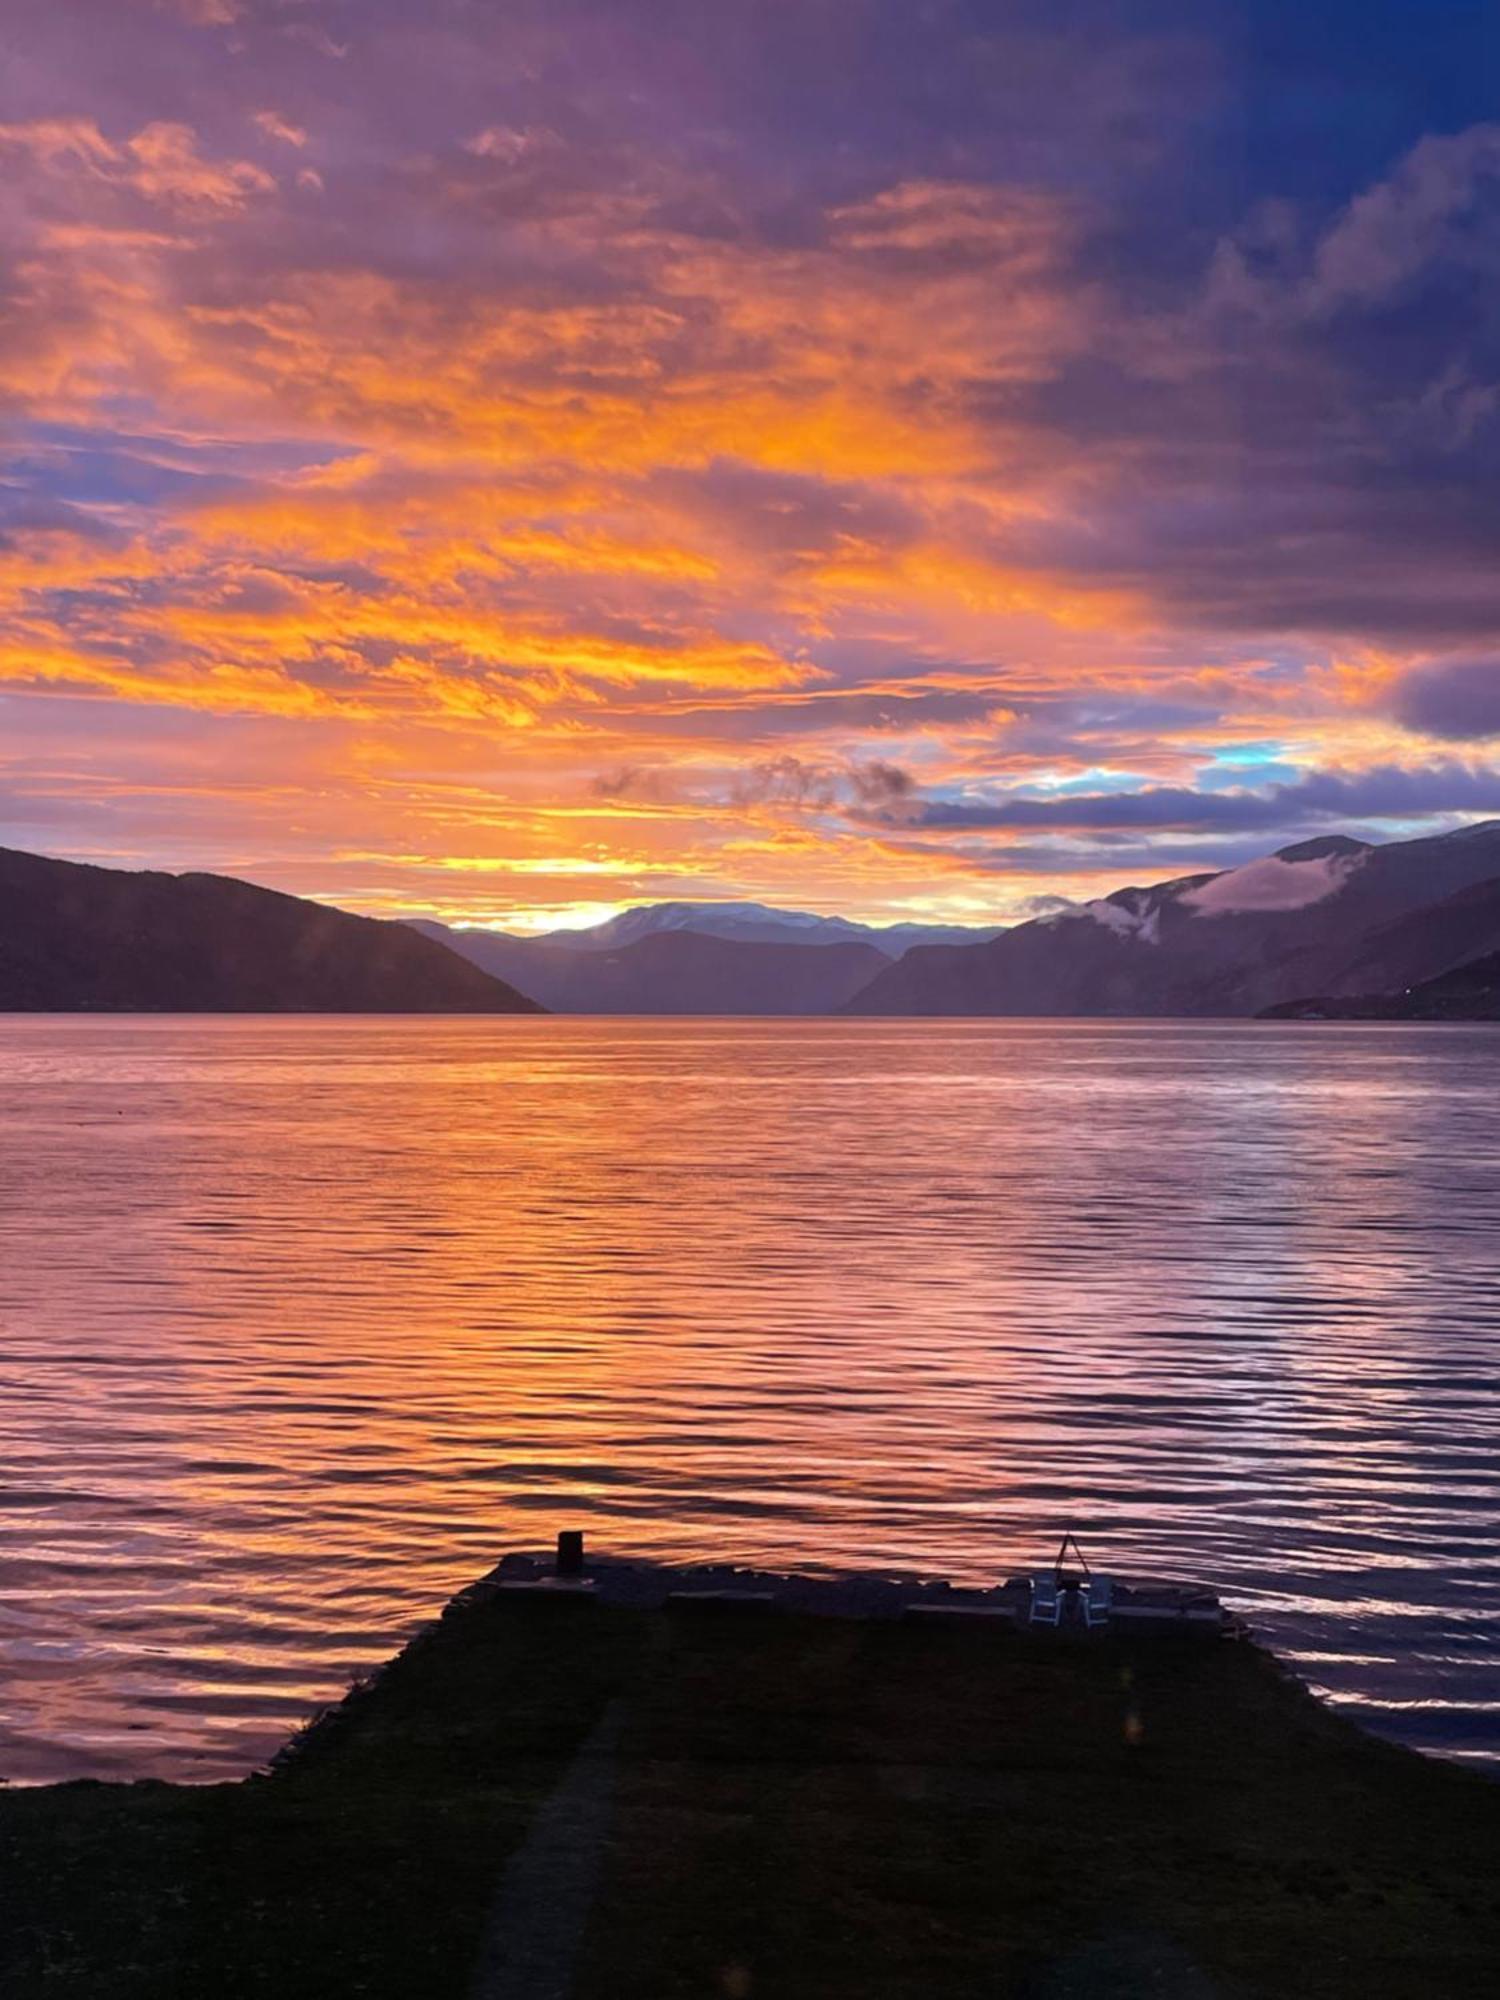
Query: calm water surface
[{"left": 1, "top": 1017, "right": 1497, "bottom": 1782}]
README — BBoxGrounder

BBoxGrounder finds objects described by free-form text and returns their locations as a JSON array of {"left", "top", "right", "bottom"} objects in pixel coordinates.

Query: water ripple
[{"left": 0, "top": 1016, "right": 1496, "bottom": 1781}]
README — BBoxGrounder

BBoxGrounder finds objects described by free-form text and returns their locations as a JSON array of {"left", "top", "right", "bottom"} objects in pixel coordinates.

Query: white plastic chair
[
  {"left": 1083, "top": 1574, "right": 1113, "bottom": 1629},
  {"left": 1029, "top": 1572, "right": 1062, "bottom": 1626}
]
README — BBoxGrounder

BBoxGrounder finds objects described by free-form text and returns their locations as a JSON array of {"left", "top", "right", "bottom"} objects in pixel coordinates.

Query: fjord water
[{"left": 1, "top": 1017, "right": 1496, "bottom": 1783}]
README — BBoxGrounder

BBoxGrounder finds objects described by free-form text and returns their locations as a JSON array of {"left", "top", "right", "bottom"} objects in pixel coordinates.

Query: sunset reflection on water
[{"left": 1, "top": 1017, "right": 1497, "bottom": 1782}]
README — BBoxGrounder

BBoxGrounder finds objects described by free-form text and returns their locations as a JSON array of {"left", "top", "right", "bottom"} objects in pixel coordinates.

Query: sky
[{"left": 1, "top": 0, "right": 1498, "bottom": 930}]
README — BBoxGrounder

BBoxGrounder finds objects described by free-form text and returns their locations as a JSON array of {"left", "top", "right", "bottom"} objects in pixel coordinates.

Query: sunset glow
[{"left": 3, "top": 1, "right": 1498, "bottom": 926}]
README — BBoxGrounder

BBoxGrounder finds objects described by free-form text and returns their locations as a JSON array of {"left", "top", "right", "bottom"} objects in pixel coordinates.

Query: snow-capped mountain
[
  {"left": 530, "top": 901, "right": 1002, "bottom": 956},
  {"left": 846, "top": 823, "right": 1500, "bottom": 1016},
  {"left": 408, "top": 901, "right": 1000, "bottom": 1013}
]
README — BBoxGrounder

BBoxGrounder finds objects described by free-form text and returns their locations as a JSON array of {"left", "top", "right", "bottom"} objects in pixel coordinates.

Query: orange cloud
[
  {"left": 251, "top": 110, "right": 307, "bottom": 148},
  {"left": 2, "top": 32, "right": 1488, "bottom": 928}
]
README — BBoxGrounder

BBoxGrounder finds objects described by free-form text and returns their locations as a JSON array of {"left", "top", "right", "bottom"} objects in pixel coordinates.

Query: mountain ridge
[
  {"left": 0, "top": 847, "right": 542, "bottom": 1013},
  {"left": 845, "top": 822, "right": 1500, "bottom": 1018},
  {"left": 411, "top": 922, "right": 890, "bottom": 1014},
  {"left": 9, "top": 825, "right": 1500, "bottom": 1019}
]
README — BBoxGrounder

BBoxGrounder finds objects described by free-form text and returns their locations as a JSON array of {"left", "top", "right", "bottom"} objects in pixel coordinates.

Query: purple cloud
[
  {"left": 1390, "top": 659, "right": 1500, "bottom": 741},
  {"left": 879, "top": 763, "right": 1500, "bottom": 835}
]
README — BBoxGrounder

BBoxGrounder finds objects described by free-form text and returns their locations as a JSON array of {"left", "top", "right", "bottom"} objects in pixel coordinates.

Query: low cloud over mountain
[{"left": 847, "top": 822, "right": 1500, "bottom": 1018}]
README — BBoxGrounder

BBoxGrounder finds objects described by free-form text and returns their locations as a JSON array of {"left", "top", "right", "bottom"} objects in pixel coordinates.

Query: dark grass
[
  {"left": 0, "top": 1593, "right": 639, "bottom": 1998},
  {"left": 577, "top": 1613, "right": 1500, "bottom": 1998},
  {"left": 2, "top": 1587, "right": 1497, "bottom": 1997}
]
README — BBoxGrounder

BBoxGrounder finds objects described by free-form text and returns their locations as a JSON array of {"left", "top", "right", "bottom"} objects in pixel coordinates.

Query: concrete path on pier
[{"left": 469, "top": 1699, "right": 627, "bottom": 2000}]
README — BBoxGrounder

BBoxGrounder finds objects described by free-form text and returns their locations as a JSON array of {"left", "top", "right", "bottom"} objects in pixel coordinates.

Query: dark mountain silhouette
[
  {"left": 0, "top": 847, "right": 542, "bottom": 1012},
  {"left": 845, "top": 823, "right": 1500, "bottom": 1017},
  {"left": 411, "top": 922, "right": 888, "bottom": 1014},
  {"left": 16, "top": 825, "right": 1500, "bottom": 1020}
]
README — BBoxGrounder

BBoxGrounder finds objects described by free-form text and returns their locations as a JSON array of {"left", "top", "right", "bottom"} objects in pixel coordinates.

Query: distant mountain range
[
  {"left": 0, "top": 847, "right": 540, "bottom": 1013},
  {"left": 414, "top": 824, "right": 1500, "bottom": 1019},
  {"left": 513, "top": 901, "right": 1001, "bottom": 956},
  {"left": 410, "top": 900, "right": 1000, "bottom": 1016},
  {"left": 411, "top": 924, "right": 890, "bottom": 1014},
  {"left": 8, "top": 824, "right": 1500, "bottom": 1018},
  {"left": 844, "top": 823, "right": 1500, "bottom": 1019}
]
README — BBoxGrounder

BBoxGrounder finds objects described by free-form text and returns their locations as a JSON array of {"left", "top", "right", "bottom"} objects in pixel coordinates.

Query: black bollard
[{"left": 556, "top": 1529, "right": 585, "bottom": 1579}]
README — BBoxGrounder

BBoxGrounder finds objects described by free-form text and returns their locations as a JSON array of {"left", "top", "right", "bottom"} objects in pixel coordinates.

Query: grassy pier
[{"left": 2, "top": 1561, "right": 1497, "bottom": 1997}]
